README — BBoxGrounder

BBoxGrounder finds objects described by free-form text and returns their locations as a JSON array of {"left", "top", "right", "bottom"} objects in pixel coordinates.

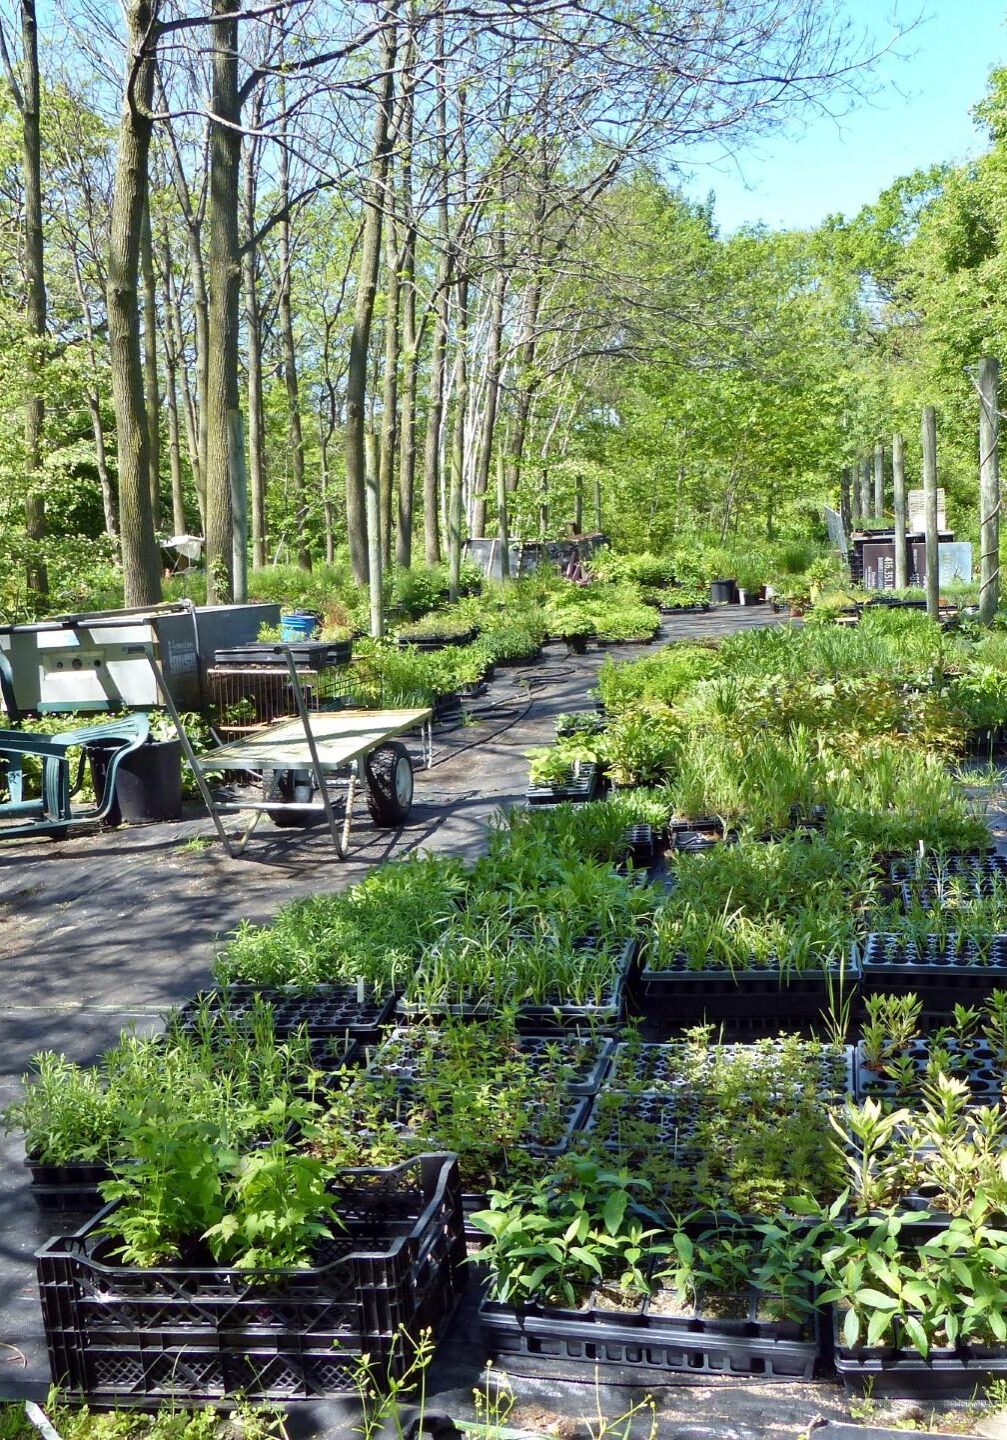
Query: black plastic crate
[
  {"left": 37, "top": 1154, "right": 465, "bottom": 1403},
  {"left": 854, "top": 1037, "right": 1007, "bottom": 1103},
  {"left": 26, "top": 1157, "right": 112, "bottom": 1215},
  {"left": 861, "top": 934, "right": 1007, "bottom": 1004},
  {"left": 525, "top": 763, "right": 599, "bottom": 807},
  {"left": 396, "top": 937, "right": 635, "bottom": 1029},
  {"left": 177, "top": 985, "right": 396, "bottom": 1040},
  {"left": 479, "top": 1292, "right": 820, "bottom": 1381}
]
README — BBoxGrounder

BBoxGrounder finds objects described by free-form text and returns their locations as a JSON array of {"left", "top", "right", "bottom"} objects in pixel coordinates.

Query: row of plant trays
[
  {"left": 35, "top": 1154, "right": 466, "bottom": 1404},
  {"left": 369, "top": 1028, "right": 615, "bottom": 1097},
  {"left": 395, "top": 935, "right": 638, "bottom": 1029},
  {"left": 478, "top": 1278, "right": 1007, "bottom": 1396},
  {"left": 478, "top": 1285, "right": 820, "bottom": 1382},
  {"left": 178, "top": 983, "right": 397, "bottom": 1040}
]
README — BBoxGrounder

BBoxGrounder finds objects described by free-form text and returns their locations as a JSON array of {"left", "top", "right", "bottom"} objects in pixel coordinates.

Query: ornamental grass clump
[{"left": 644, "top": 834, "right": 872, "bottom": 976}]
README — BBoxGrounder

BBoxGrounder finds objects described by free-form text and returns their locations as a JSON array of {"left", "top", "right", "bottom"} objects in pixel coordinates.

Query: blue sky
[{"left": 681, "top": 0, "right": 1007, "bottom": 233}]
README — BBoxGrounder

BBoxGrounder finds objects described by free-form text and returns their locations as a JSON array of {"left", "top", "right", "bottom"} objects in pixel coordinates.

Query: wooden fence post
[
  {"left": 922, "top": 407, "right": 939, "bottom": 619},
  {"left": 874, "top": 441, "right": 884, "bottom": 520},
  {"left": 979, "top": 357, "right": 1001, "bottom": 625},
  {"left": 893, "top": 432, "right": 907, "bottom": 589}
]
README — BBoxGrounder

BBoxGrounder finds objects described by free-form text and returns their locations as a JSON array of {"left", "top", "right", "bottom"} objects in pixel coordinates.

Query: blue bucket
[{"left": 280, "top": 610, "right": 322, "bottom": 641}]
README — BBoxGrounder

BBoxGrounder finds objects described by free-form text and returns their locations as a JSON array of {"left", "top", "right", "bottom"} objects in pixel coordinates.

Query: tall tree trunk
[
  {"left": 447, "top": 272, "right": 468, "bottom": 599},
  {"left": 471, "top": 227, "right": 506, "bottom": 537},
  {"left": 422, "top": 14, "right": 449, "bottom": 564},
  {"left": 141, "top": 194, "right": 160, "bottom": 530},
  {"left": 107, "top": 0, "right": 162, "bottom": 606},
  {"left": 345, "top": 5, "right": 398, "bottom": 585},
  {"left": 3, "top": 0, "right": 49, "bottom": 601},
  {"left": 160, "top": 229, "right": 186, "bottom": 535},
  {"left": 378, "top": 217, "right": 400, "bottom": 566},
  {"left": 277, "top": 74, "right": 309, "bottom": 569},
  {"left": 396, "top": 227, "right": 418, "bottom": 568},
  {"left": 166, "top": 253, "right": 205, "bottom": 527},
  {"left": 204, "top": 0, "right": 241, "bottom": 602},
  {"left": 242, "top": 99, "right": 266, "bottom": 570},
  {"left": 69, "top": 245, "right": 118, "bottom": 536},
  {"left": 164, "top": 337, "right": 185, "bottom": 536},
  {"left": 394, "top": 34, "right": 416, "bottom": 568}
]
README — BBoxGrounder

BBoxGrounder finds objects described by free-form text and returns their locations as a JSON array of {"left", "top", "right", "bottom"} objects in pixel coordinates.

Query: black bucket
[
  {"left": 710, "top": 578, "right": 738, "bottom": 605},
  {"left": 91, "top": 739, "right": 183, "bottom": 824}
]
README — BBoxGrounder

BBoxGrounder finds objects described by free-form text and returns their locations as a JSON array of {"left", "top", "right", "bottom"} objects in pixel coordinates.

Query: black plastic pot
[
  {"left": 710, "top": 578, "right": 739, "bottom": 605},
  {"left": 91, "top": 738, "right": 183, "bottom": 824}
]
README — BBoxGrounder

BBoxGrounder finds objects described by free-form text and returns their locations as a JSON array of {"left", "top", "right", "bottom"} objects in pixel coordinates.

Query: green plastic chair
[{"left": 0, "top": 651, "right": 151, "bottom": 839}]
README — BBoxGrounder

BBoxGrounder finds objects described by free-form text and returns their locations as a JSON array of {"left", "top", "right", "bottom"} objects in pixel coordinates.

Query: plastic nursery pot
[
  {"left": 709, "top": 578, "right": 739, "bottom": 605},
  {"left": 91, "top": 739, "right": 183, "bottom": 824},
  {"left": 567, "top": 633, "right": 591, "bottom": 654}
]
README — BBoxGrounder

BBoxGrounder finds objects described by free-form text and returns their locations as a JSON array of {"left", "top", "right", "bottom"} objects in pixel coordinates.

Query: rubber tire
[
  {"left": 365, "top": 742, "right": 414, "bottom": 826},
  {"left": 265, "top": 769, "right": 320, "bottom": 828}
]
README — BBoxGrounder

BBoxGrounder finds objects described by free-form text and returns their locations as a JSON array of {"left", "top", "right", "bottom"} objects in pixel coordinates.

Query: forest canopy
[{"left": 0, "top": 0, "right": 978, "bottom": 619}]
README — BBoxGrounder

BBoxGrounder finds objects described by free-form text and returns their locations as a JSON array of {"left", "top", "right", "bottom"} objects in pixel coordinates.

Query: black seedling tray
[
  {"left": 555, "top": 711, "right": 607, "bottom": 738},
  {"left": 36, "top": 1154, "right": 465, "bottom": 1403},
  {"left": 607, "top": 1040, "right": 853, "bottom": 1101},
  {"left": 26, "top": 1157, "right": 113, "bottom": 1215},
  {"left": 620, "top": 823, "right": 660, "bottom": 865},
  {"left": 368, "top": 1029, "right": 615, "bottom": 1096},
  {"left": 660, "top": 602, "right": 711, "bottom": 615},
  {"left": 397, "top": 936, "right": 636, "bottom": 1029},
  {"left": 638, "top": 952, "right": 847, "bottom": 1021},
  {"left": 526, "top": 763, "right": 600, "bottom": 806},
  {"left": 833, "top": 1312, "right": 1007, "bottom": 1397},
  {"left": 584, "top": 1090, "right": 704, "bottom": 1154},
  {"left": 479, "top": 1291, "right": 821, "bottom": 1381},
  {"left": 894, "top": 853, "right": 1007, "bottom": 912},
  {"left": 854, "top": 1037, "right": 1007, "bottom": 1102},
  {"left": 177, "top": 985, "right": 396, "bottom": 1040},
  {"left": 887, "top": 851, "right": 999, "bottom": 886},
  {"left": 861, "top": 934, "right": 1007, "bottom": 1004}
]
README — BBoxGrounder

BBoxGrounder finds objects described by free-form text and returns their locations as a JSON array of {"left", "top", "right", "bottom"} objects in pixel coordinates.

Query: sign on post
[{"left": 909, "top": 488, "right": 946, "bottom": 532}]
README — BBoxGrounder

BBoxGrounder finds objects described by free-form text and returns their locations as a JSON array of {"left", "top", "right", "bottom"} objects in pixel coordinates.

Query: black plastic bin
[
  {"left": 36, "top": 1153, "right": 466, "bottom": 1403},
  {"left": 710, "top": 578, "right": 739, "bottom": 605},
  {"left": 91, "top": 738, "right": 183, "bottom": 824}
]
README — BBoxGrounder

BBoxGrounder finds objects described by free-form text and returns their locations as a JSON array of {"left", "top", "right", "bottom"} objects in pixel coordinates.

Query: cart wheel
[
  {"left": 265, "top": 769, "right": 321, "bottom": 828},
  {"left": 365, "top": 742, "right": 414, "bottom": 826}
]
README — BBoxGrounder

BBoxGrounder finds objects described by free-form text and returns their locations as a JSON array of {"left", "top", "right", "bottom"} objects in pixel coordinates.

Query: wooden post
[
  {"left": 851, "top": 461, "right": 861, "bottom": 525},
  {"left": 840, "top": 467, "right": 852, "bottom": 536},
  {"left": 874, "top": 441, "right": 884, "bottom": 520},
  {"left": 979, "top": 357, "right": 1001, "bottom": 625},
  {"left": 594, "top": 474, "right": 603, "bottom": 531},
  {"left": 893, "top": 432, "right": 907, "bottom": 589},
  {"left": 859, "top": 457, "right": 871, "bottom": 521},
  {"left": 922, "top": 406, "right": 939, "bottom": 619},
  {"left": 365, "top": 430, "right": 383, "bottom": 638}
]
